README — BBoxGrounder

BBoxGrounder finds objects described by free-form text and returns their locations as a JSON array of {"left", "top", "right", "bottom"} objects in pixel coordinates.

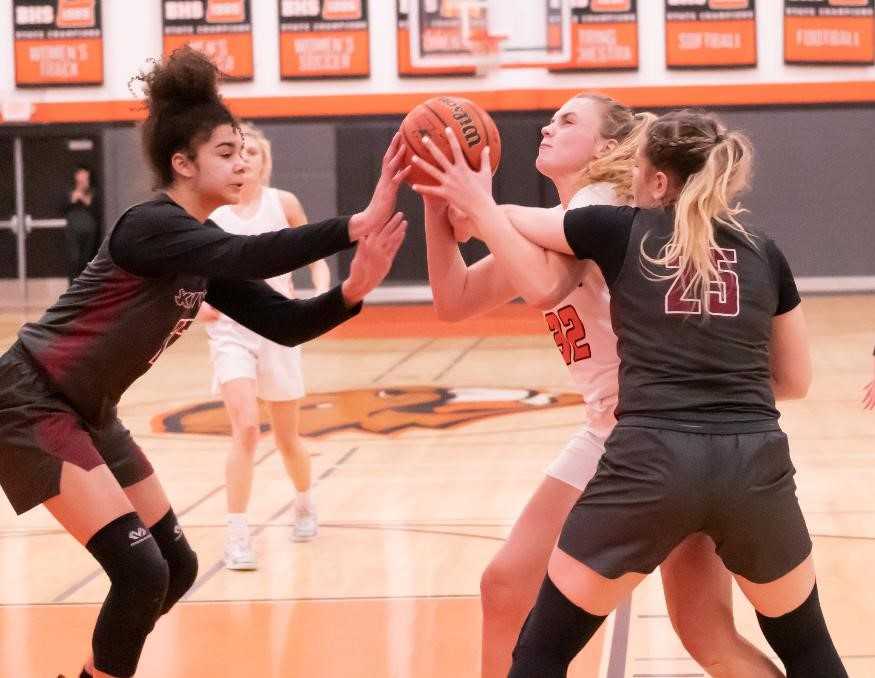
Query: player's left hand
[
  {"left": 341, "top": 211, "right": 408, "bottom": 307},
  {"left": 348, "top": 133, "right": 411, "bottom": 241},
  {"left": 410, "top": 127, "right": 495, "bottom": 217}
]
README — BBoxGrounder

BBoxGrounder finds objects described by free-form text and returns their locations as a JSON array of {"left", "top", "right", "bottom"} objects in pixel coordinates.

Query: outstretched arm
[
  {"left": 206, "top": 280, "right": 359, "bottom": 347},
  {"left": 206, "top": 212, "right": 408, "bottom": 344}
]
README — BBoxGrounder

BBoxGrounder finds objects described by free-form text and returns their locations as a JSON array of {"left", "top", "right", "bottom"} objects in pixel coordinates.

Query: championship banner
[
  {"left": 665, "top": 0, "right": 757, "bottom": 68},
  {"left": 785, "top": 0, "right": 874, "bottom": 64},
  {"left": 279, "top": 0, "right": 370, "bottom": 79},
  {"left": 550, "top": 0, "right": 639, "bottom": 72},
  {"left": 396, "top": 0, "right": 475, "bottom": 77},
  {"left": 13, "top": 0, "right": 103, "bottom": 86},
  {"left": 162, "top": 0, "right": 253, "bottom": 81}
]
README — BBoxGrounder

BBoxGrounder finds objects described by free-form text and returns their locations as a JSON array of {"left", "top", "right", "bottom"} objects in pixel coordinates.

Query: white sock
[
  {"left": 227, "top": 513, "right": 249, "bottom": 537},
  {"left": 295, "top": 491, "right": 314, "bottom": 513}
]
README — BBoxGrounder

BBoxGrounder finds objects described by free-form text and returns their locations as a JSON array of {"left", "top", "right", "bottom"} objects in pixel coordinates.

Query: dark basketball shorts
[
  {"left": 0, "top": 341, "right": 153, "bottom": 515},
  {"left": 557, "top": 418, "right": 813, "bottom": 584}
]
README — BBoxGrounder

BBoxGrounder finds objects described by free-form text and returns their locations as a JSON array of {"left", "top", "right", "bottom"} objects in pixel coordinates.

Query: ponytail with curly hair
[{"left": 132, "top": 46, "right": 239, "bottom": 188}]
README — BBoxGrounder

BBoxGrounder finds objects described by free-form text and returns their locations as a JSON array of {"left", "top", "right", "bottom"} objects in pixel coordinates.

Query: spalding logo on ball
[{"left": 400, "top": 96, "right": 502, "bottom": 186}]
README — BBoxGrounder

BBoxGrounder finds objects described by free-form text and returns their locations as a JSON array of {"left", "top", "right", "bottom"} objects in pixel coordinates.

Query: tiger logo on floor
[{"left": 151, "top": 386, "right": 583, "bottom": 438}]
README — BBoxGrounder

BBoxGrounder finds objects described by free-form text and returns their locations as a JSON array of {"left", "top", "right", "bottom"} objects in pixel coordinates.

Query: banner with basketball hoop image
[
  {"left": 550, "top": 0, "right": 638, "bottom": 72},
  {"left": 396, "top": 0, "right": 476, "bottom": 77},
  {"left": 162, "top": 0, "right": 254, "bottom": 81},
  {"left": 784, "top": 0, "right": 874, "bottom": 64},
  {"left": 279, "top": 0, "right": 370, "bottom": 79},
  {"left": 665, "top": 0, "right": 758, "bottom": 68},
  {"left": 13, "top": 0, "right": 103, "bottom": 86}
]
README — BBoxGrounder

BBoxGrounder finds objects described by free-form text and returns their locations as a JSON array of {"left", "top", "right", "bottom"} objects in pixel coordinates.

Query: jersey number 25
[
  {"left": 665, "top": 247, "right": 740, "bottom": 317},
  {"left": 545, "top": 305, "right": 591, "bottom": 365}
]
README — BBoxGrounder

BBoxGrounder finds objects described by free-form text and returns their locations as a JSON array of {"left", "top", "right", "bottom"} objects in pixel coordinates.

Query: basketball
[{"left": 400, "top": 96, "right": 502, "bottom": 186}]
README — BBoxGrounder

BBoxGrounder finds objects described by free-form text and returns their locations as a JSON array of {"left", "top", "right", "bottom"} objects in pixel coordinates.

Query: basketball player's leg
[
  {"left": 480, "top": 475, "right": 582, "bottom": 678},
  {"left": 734, "top": 557, "right": 846, "bottom": 677},
  {"left": 74, "top": 415, "right": 195, "bottom": 677},
  {"left": 123, "top": 474, "right": 197, "bottom": 614},
  {"left": 509, "top": 546, "right": 644, "bottom": 678},
  {"left": 267, "top": 399, "right": 319, "bottom": 541},
  {"left": 222, "top": 377, "right": 262, "bottom": 511},
  {"left": 220, "top": 377, "right": 261, "bottom": 568},
  {"left": 716, "top": 430, "right": 846, "bottom": 676},
  {"left": 45, "top": 463, "right": 169, "bottom": 678},
  {"left": 510, "top": 425, "right": 700, "bottom": 677},
  {"left": 481, "top": 429, "right": 601, "bottom": 678},
  {"left": 661, "top": 533, "right": 783, "bottom": 677},
  {"left": 261, "top": 343, "right": 315, "bottom": 540},
  {"left": 268, "top": 400, "right": 310, "bottom": 493}
]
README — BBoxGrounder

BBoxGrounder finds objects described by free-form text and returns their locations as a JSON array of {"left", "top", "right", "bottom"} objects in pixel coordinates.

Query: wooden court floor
[{"left": 0, "top": 295, "right": 872, "bottom": 678}]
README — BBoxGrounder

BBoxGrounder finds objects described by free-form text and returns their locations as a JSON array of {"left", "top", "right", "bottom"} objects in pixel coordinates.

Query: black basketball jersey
[
  {"left": 18, "top": 194, "right": 359, "bottom": 426},
  {"left": 563, "top": 205, "right": 800, "bottom": 432}
]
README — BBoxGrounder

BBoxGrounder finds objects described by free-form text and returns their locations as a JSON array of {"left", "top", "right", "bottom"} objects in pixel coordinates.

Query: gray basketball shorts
[
  {"left": 556, "top": 419, "right": 813, "bottom": 584},
  {"left": 0, "top": 341, "right": 154, "bottom": 515}
]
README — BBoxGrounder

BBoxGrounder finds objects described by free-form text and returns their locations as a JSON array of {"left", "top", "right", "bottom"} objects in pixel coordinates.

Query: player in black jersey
[
  {"left": 0, "top": 47, "right": 408, "bottom": 678},
  {"left": 412, "top": 111, "right": 846, "bottom": 677}
]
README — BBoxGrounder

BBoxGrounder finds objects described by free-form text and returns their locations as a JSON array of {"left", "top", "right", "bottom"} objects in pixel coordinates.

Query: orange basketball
[{"left": 400, "top": 96, "right": 501, "bottom": 186}]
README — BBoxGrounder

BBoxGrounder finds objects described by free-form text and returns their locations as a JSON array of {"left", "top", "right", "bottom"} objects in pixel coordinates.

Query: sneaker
[
  {"left": 292, "top": 509, "right": 318, "bottom": 542},
  {"left": 224, "top": 534, "right": 257, "bottom": 570}
]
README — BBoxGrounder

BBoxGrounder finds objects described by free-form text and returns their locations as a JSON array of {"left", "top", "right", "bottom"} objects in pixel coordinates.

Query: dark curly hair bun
[{"left": 135, "top": 46, "right": 238, "bottom": 187}]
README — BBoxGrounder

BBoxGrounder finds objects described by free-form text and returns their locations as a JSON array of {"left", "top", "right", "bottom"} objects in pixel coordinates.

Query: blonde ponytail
[
  {"left": 568, "top": 93, "right": 650, "bottom": 204},
  {"left": 584, "top": 111, "right": 657, "bottom": 204},
  {"left": 639, "top": 112, "right": 755, "bottom": 314}
]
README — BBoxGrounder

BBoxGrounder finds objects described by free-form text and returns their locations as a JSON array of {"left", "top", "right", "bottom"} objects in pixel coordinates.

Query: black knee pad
[
  {"left": 149, "top": 509, "right": 198, "bottom": 614},
  {"left": 756, "top": 583, "right": 847, "bottom": 678},
  {"left": 86, "top": 512, "right": 170, "bottom": 677},
  {"left": 509, "top": 575, "right": 606, "bottom": 678}
]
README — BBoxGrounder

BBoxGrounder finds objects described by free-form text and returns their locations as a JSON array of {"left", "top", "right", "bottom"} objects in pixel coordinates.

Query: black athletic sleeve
[
  {"left": 765, "top": 239, "right": 801, "bottom": 316},
  {"left": 110, "top": 199, "right": 353, "bottom": 279},
  {"left": 563, "top": 205, "right": 636, "bottom": 286},
  {"left": 205, "top": 279, "right": 361, "bottom": 346}
]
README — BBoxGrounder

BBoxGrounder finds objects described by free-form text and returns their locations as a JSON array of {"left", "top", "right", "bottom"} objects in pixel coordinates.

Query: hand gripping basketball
[{"left": 411, "top": 127, "right": 496, "bottom": 218}]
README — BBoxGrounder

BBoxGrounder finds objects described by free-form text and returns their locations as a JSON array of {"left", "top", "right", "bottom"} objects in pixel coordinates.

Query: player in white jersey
[
  {"left": 421, "top": 94, "right": 782, "bottom": 678},
  {"left": 198, "top": 124, "right": 329, "bottom": 570}
]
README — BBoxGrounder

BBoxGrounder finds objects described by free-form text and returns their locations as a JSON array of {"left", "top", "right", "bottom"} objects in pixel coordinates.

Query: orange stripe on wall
[{"left": 6, "top": 79, "right": 875, "bottom": 125}]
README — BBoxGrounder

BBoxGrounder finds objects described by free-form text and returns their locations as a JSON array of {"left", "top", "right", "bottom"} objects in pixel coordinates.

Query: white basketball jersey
[
  {"left": 206, "top": 188, "right": 294, "bottom": 346},
  {"left": 210, "top": 187, "right": 293, "bottom": 297},
  {"left": 544, "top": 182, "right": 622, "bottom": 431}
]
